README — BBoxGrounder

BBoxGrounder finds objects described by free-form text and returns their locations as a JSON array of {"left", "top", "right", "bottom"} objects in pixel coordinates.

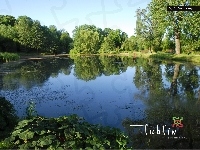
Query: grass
[
  {"left": 150, "top": 52, "right": 200, "bottom": 63},
  {"left": 98, "top": 51, "right": 200, "bottom": 64},
  {"left": 5, "top": 50, "right": 200, "bottom": 64}
]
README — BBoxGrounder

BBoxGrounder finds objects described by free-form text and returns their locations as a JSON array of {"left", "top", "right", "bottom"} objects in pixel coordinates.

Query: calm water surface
[{"left": 1, "top": 56, "right": 200, "bottom": 148}]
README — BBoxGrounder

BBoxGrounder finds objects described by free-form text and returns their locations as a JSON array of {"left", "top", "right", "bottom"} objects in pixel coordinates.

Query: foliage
[
  {"left": 73, "top": 29, "right": 100, "bottom": 54},
  {"left": 59, "top": 30, "right": 73, "bottom": 53},
  {"left": 121, "top": 36, "right": 139, "bottom": 52},
  {"left": 134, "top": 0, "right": 200, "bottom": 54},
  {"left": 29, "top": 20, "right": 44, "bottom": 53},
  {"left": 0, "top": 15, "right": 73, "bottom": 54},
  {"left": 1, "top": 114, "right": 132, "bottom": 149},
  {"left": 99, "top": 29, "right": 128, "bottom": 53},
  {"left": 14, "top": 16, "right": 34, "bottom": 52},
  {"left": 1, "top": 9, "right": 200, "bottom": 56},
  {"left": 162, "top": 36, "right": 175, "bottom": 52},
  {"left": 0, "top": 97, "right": 19, "bottom": 140},
  {"left": 72, "top": 24, "right": 102, "bottom": 54},
  {"left": 0, "top": 15, "right": 16, "bottom": 26},
  {"left": 71, "top": 25, "right": 128, "bottom": 55},
  {"left": 0, "top": 24, "right": 18, "bottom": 52},
  {"left": 135, "top": 4, "right": 164, "bottom": 53},
  {"left": 25, "top": 101, "right": 38, "bottom": 119},
  {"left": 148, "top": 0, "right": 200, "bottom": 54},
  {"left": 0, "top": 52, "right": 20, "bottom": 62}
]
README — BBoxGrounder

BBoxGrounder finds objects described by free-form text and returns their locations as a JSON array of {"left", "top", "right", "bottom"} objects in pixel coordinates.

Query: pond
[{"left": 1, "top": 55, "right": 200, "bottom": 148}]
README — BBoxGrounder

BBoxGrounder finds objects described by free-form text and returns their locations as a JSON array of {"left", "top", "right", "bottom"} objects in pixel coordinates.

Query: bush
[
  {"left": 69, "top": 49, "right": 80, "bottom": 56},
  {"left": 0, "top": 97, "right": 19, "bottom": 140},
  {"left": 0, "top": 52, "right": 20, "bottom": 62},
  {"left": 1, "top": 114, "right": 132, "bottom": 149}
]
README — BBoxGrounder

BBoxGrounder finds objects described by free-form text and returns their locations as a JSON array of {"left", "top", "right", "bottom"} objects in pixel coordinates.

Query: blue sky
[{"left": 0, "top": 0, "right": 151, "bottom": 37}]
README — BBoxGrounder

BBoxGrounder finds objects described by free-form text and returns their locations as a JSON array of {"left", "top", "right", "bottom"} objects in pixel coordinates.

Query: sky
[{"left": 0, "top": 0, "right": 151, "bottom": 37}]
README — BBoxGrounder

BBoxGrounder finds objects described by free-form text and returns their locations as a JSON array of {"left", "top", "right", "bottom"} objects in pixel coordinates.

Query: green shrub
[
  {"left": 0, "top": 52, "right": 20, "bottom": 62},
  {"left": 0, "top": 97, "right": 19, "bottom": 140},
  {"left": 69, "top": 49, "right": 80, "bottom": 55},
  {"left": 1, "top": 114, "right": 132, "bottom": 149}
]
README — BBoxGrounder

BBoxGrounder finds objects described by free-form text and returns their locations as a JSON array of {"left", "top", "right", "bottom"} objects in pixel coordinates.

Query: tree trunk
[
  {"left": 149, "top": 45, "right": 152, "bottom": 53},
  {"left": 175, "top": 31, "right": 180, "bottom": 54},
  {"left": 149, "top": 40, "right": 152, "bottom": 53}
]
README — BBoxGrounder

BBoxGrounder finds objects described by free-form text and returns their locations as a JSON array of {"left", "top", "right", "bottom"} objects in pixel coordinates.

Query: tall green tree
[
  {"left": 0, "top": 15, "right": 17, "bottom": 52},
  {"left": 162, "top": 35, "right": 175, "bottom": 52},
  {"left": 14, "top": 16, "right": 34, "bottom": 52},
  {"left": 59, "top": 30, "right": 73, "bottom": 53},
  {"left": 0, "top": 15, "right": 16, "bottom": 26},
  {"left": 72, "top": 25, "right": 100, "bottom": 54},
  {"left": 121, "top": 36, "right": 139, "bottom": 51},
  {"left": 0, "top": 14, "right": 73, "bottom": 54},
  {"left": 30, "top": 20, "right": 44, "bottom": 53},
  {"left": 149, "top": 0, "right": 200, "bottom": 54},
  {"left": 99, "top": 29, "right": 128, "bottom": 53},
  {"left": 135, "top": 5, "right": 164, "bottom": 52},
  {"left": 0, "top": 24, "right": 17, "bottom": 52},
  {"left": 48, "top": 25, "right": 61, "bottom": 55}
]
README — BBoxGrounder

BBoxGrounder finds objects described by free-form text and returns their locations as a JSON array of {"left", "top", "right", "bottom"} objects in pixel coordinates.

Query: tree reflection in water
[
  {"left": 123, "top": 60, "right": 200, "bottom": 149},
  {"left": 1, "top": 56, "right": 200, "bottom": 148}
]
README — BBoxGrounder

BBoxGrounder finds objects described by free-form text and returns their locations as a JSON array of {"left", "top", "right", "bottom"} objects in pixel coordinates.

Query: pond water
[{"left": 1, "top": 56, "right": 200, "bottom": 148}]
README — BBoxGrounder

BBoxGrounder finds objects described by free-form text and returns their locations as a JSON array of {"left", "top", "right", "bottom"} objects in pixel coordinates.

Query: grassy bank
[
  {"left": 69, "top": 51, "right": 200, "bottom": 64},
  {"left": 0, "top": 52, "right": 20, "bottom": 62},
  {"left": 9, "top": 51, "right": 200, "bottom": 64},
  {"left": 69, "top": 51, "right": 153, "bottom": 57},
  {"left": 149, "top": 52, "right": 200, "bottom": 63}
]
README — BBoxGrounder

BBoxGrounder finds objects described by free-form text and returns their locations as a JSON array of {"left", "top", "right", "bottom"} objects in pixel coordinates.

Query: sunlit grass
[
  {"left": 150, "top": 52, "right": 200, "bottom": 63},
  {"left": 69, "top": 49, "right": 200, "bottom": 63}
]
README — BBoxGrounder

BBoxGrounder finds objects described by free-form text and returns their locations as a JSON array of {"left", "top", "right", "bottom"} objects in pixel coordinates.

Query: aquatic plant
[{"left": 25, "top": 100, "right": 38, "bottom": 119}]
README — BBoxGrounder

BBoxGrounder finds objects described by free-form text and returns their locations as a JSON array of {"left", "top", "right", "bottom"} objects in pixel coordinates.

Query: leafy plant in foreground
[{"left": 1, "top": 114, "right": 132, "bottom": 149}]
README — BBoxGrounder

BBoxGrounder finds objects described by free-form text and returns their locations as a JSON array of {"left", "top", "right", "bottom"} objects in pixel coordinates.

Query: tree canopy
[
  {"left": 1, "top": 4, "right": 200, "bottom": 55},
  {"left": 0, "top": 15, "right": 73, "bottom": 54},
  {"left": 136, "top": 0, "right": 200, "bottom": 54}
]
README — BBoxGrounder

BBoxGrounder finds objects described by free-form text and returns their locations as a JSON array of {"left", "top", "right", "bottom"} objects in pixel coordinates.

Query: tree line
[
  {"left": 136, "top": 0, "right": 200, "bottom": 54},
  {"left": 0, "top": 15, "right": 73, "bottom": 54},
  {"left": 1, "top": 0, "right": 200, "bottom": 55},
  {"left": 66, "top": 0, "right": 200, "bottom": 55}
]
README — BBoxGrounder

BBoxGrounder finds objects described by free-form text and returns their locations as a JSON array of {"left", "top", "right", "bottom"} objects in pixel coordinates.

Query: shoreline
[{"left": 17, "top": 52, "right": 200, "bottom": 65}]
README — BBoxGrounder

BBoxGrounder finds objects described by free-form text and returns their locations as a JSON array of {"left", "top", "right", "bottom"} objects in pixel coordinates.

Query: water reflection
[
  {"left": 0, "top": 56, "right": 200, "bottom": 148},
  {"left": 124, "top": 59, "right": 200, "bottom": 148}
]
